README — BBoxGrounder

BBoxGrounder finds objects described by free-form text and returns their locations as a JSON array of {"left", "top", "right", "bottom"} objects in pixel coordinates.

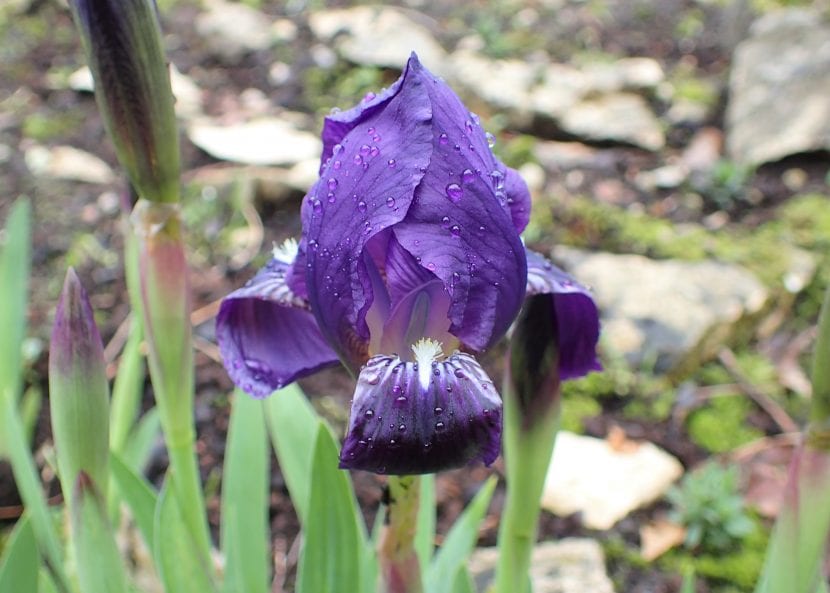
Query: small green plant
[{"left": 667, "top": 463, "right": 754, "bottom": 552}]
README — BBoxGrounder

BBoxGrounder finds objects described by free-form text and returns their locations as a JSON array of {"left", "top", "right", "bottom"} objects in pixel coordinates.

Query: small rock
[
  {"left": 518, "top": 162, "right": 545, "bottom": 196},
  {"left": 560, "top": 93, "right": 665, "bottom": 151},
  {"left": 635, "top": 164, "right": 688, "bottom": 191},
  {"left": 533, "top": 140, "right": 601, "bottom": 170},
  {"left": 309, "top": 6, "right": 447, "bottom": 74},
  {"left": 581, "top": 57, "right": 664, "bottom": 93},
  {"left": 24, "top": 145, "right": 115, "bottom": 185},
  {"left": 187, "top": 117, "right": 322, "bottom": 166},
  {"left": 541, "top": 431, "right": 683, "bottom": 530},
  {"left": 554, "top": 247, "right": 769, "bottom": 374},
  {"left": 195, "top": 0, "right": 273, "bottom": 61},
  {"left": 726, "top": 8, "right": 830, "bottom": 165},
  {"left": 681, "top": 127, "right": 723, "bottom": 174},
  {"left": 469, "top": 539, "right": 614, "bottom": 593}
]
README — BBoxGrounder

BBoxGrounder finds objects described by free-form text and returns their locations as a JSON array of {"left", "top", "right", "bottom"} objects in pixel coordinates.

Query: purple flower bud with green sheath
[
  {"left": 69, "top": 0, "right": 180, "bottom": 203},
  {"left": 217, "top": 54, "right": 600, "bottom": 475}
]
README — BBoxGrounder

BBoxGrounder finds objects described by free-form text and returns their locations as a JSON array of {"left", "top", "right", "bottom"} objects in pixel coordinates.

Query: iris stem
[
  {"left": 494, "top": 383, "right": 561, "bottom": 593},
  {"left": 380, "top": 475, "right": 423, "bottom": 593}
]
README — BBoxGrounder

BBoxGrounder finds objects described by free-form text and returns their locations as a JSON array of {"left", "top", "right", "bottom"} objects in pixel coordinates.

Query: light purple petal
[
  {"left": 303, "top": 58, "right": 433, "bottom": 369},
  {"left": 379, "top": 278, "right": 453, "bottom": 358},
  {"left": 339, "top": 351, "right": 502, "bottom": 474},
  {"left": 526, "top": 250, "right": 601, "bottom": 379},
  {"left": 216, "top": 258, "right": 339, "bottom": 398}
]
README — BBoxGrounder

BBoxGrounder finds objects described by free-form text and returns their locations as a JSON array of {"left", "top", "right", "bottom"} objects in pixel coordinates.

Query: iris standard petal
[
  {"left": 339, "top": 351, "right": 502, "bottom": 474},
  {"left": 216, "top": 258, "right": 339, "bottom": 398},
  {"left": 303, "top": 58, "right": 433, "bottom": 368},
  {"left": 525, "top": 249, "right": 602, "bottom": 379},
  {"left": 503, "top": 166, "right": 531, "bottom": 234}
]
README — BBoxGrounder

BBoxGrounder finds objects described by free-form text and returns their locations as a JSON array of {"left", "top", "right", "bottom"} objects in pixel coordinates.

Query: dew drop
[
  {"left": 372, "top": 134, "right": 382, "bottom": 143},
  {"left": 486, "top": 132, "right": 496, "bottom": 148},
  {"left": 434, "top": 406, "right": 443, "bottom": 415},
  {"left": 308, "top": 239, "right": 319, "bottom": 251},
  {"left": 370, "top": 145, "right": 380, "bottom": 157},
  {"left": 354, "top": 154, "right": 363, "bottom": 165},
  {"left": 363, "top": 91, "right": 376, "bottom": 102},
  {"left": 465, "top": 120, "right": 474, "bottom": 133},
  {"left": 386, "top": 196, "right": 396, "bottom": 208},
  {"left": 438, "top": 132, "right": 449, "bottom": 145},
  {"left": 333, "top": 160, "right": 342, "bottom": 170},
  {"left": 426, "top": 262, "right": 436, "bottom": 271},
  {"left": 445, "top": 183, "right": 463, "bottom": 202},
  {"left": 367, "top": 126, "right": 375, "bottom": 135},
  {"left": 454, "top": 368, "right": 465, "bottom": 378},
  {"left": 357, "top": 200, "right": 368, "bottom": 213},
  {"left": 327, "top": 178, "right": 338, "bottom": 191},
  {"left": 461, "top": 168, "right": 476, "bottom": 184},
  {"left": 333, "top": 143, "right": 344, "bottom": 155},
  {"left": 364, "top": 409, "right": 374, "bottom": 418},
  {"left": 398, "top": 424, "right": 406, "bottom": 432},
  {"left": 441, "top": 215, "right": 451, "bottom": 227},
  {"left": 387, "top": 159, "right": 397, "bottom": 168},
  {"left": 450, "top": 224, "right": 461, "bottom": 237},
  {"left": 312, "top": 199, "right": 323, "bottom": 214},
  {"left": 359, "top": 144, "right": 371, "bottom": 157},
  {"left": 367, "top": 374, "right": 380, "bottom": 385},
  {"left": 435, "top": 421, "right": 445, "bottom": 431},
  {"left": 327, "top": 192, "right": 336, "bottom": 203}
]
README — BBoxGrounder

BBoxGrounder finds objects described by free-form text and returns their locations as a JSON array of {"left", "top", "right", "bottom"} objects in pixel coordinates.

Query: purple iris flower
[{"left": 217, "top": 54, "right": 600, "bottom": 475}]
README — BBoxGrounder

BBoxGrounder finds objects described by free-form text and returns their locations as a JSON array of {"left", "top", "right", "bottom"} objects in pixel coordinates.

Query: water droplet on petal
[
  {"left": 462, "top": 169, "right": 476, "bottom": 184},
  {"left": 386, "top": 196, "right": 396, "bottom": 208},
  {"left": 435, "top": 421, "right": 445, "bottom": 431},
  {"left": 354, "top": 154, "right": 363, "bottom": 165},
  {"left": 370, "top": 145, "right": 380, "bottom": 157},
  {"left": 364, "top": 409, "right": 374, "bottom": 418},
  {"left": 387, "top": 159, "right": 397, "bottom": 168},
  {"left": 445, "top": 183, "right": 463, "bottom": 202},
  {"left": 311, "top": 199, "right": 322, "bottom": 214},
  {"left": 333, "top": 143, "right": 344, "bottom": 155},
  {"left": 434, "top": 406, "right": 443, "bottom": 415},
  {"left": 367, "top": 126, "right": 375, "bottom": 135},
  {"left": 398, "top": 424, "right": 406, "bottom": 432},
  {"left": 327, "top": 192, "right": 336, "bottom": 203},
  {"left": 333, "top": 160, "right": 342, "bottom": 170},
  {"left": 465, "top": 120, "right": 474, "bottom": 133},
  {"left": 372, "top": 134, "right": 382, "bottom": 143},
  {"left": 363, "top": 91, "right": 376, "bottom": 102},
  {"left": 486, "top": 132, "right": 496, "bottom": 148},
  {"left": 438, "top": 132, "right": 449, "bottom": 145},
  {"left": 357, "top": 200, "right": 367, "bottom": 213},
  {"left": 308, "top": 239, "right": 319, "bottom": 250},
  {"left": 454, "top": 368, "right": 465, "bottom": 378},
  {"left": 359, "top": 144, "right": 371, "bottom": 157},
  {"left": 450, "top": 224, "right": 461, "bottom": 237},
  {"left": 441, "top": 215, "right": 451, "bottom": 227}
]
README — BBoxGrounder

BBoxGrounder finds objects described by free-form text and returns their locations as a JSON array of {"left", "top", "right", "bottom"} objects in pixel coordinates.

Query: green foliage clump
[
  {"left": 667, "top": 463, "right": 755, "bottom": 553},
  {"left": 693, "top": 516, "right": 768, "bottom": 590},
  {"left": 303, "top": 64, "right": 383, "bottom": 118},
  {"left": 560, "top": 393, "right": 601, "bottom": 433},
  {"left": 687, "top": 395, "right": 763, "bottom": 453}
]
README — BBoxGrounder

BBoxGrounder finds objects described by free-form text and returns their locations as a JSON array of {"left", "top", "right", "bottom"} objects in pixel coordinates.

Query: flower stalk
[
  {"left": 132, "top": 199, "right": 212, "bottom": 563},
  {"left": 495, "top": 295, "right": 562, "bottom": 593},
  {"left": 754, "top": 284, "right": 830, "bottom": 593},
  {"left": 380, "top": 475, "right": 424, "bottom": 593}
]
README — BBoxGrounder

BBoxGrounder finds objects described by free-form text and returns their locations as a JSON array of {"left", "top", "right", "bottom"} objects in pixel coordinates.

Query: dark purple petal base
[
  {"left": 339, "top": 351, "right": 502, "bottom": 474},
  {"left": 525, "top": 249, "right": 601, "bottom": 379}
]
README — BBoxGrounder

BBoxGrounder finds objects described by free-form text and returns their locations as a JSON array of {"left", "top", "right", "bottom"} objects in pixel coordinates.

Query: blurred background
[{"left": 1, "top": 0, "right": 829, "bottom": 591}]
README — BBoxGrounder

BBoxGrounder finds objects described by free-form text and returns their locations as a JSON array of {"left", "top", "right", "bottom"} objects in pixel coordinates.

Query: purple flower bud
[
  {"left": 69, "top": 0, "right": 180, "bottom": 203},
  {"left": 49, "top": 269, "right": 110, "bottom": 500}
]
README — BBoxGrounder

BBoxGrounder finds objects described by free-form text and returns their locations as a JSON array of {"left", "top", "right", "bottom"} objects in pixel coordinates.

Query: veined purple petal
[
  {"left": 303, "top": 58, "right": 433, "bottom": 369},
  {"left": 217, "top": 258, "right": 339, "bottom": 398},
  {"left": 525, "top": 249, "right": 601, "bottom": 379},
  {"left": 339, "top": 350, "right": 502, "bottom": 474},
  {"left": 379, "top": 279, "right": 453, "bottom": 358},
  {"left": 389, "top": 57, "right": 526, "bottom": 351}
]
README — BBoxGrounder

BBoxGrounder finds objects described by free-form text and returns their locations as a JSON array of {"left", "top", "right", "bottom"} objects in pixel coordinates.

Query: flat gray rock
[
  {"left": 196, "top": 0, "right": 274, "bottom": 61},
  {"left": 187, "top": 117, "right": 322, "bottom": 166},
  {"left": 469, "top": 540, "right": 614, "bottom": 593},
  {"left": 449, "top": 51, "right": 664, "bottom": 149},
  {"left": 726, "top": 9, "right": 830, "bottom": 166},
  {"left": 554, "top": 248, "right": 769, "bottom": 375},
  {"left": 309, "top": 6, "right": 448, "bottom": 75}
]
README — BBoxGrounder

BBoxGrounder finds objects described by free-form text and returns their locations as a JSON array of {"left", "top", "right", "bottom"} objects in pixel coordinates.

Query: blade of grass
[
  {"left": 297, "top": 424, "right": 365, "bottom": 593},
  {"left": 426, "top": 477, "right": 497, "bottom": 593},
  {"left": 111, "top": 452, "right": 158, "bottom": 553},
  {"left": 0, "top": 514, "right": 38, "bottom": 593},
  {"left": 264, "top": 383, "right": 320, "bottom": 523},
  {"left": 221, "top": 391, "right": 269, "bottom": 593}
]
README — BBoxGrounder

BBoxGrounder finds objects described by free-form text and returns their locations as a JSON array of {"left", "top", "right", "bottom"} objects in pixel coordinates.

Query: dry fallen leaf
[{"left": 640, "top": 518, "right": 687, "bottom": 561}]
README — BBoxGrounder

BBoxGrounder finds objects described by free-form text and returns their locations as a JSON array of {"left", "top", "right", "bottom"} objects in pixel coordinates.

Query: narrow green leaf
[
  {"left": 110, "top": 317, "right": 146, "bottom": 454},
  {"left": 38, "top": 569, "right": 59, "bottom": 593},
  {"left": 680, "top": 567, "right": 695, "bottom": 593},
  {"left": 415, "top": 473, "right": 436, "bottom": 569},
  {"left": 221, "top": 392, "right": 269, "bottom": 593},
  {"left": 20, "top": 387, "right": 42, "bottom": 448},
  {"left": 451, "top": 567, "right": 476, "bottom": 593},
  {"left": 426, "top": 476, "right": 497, "bottom": 593},
  {"left": 297, "top": 425, "right": 364, "bottom": 593},
  {"left": 111, "top": 452, "right": 157, "bottom": 552},
  {"left": 0, "top": 198, "right": 31, "bottom": 459},
  {"left": 0, "top": 515, "right": 38, "bottom": 593},
  {"left": 154, "top": 477, "right": 217, "bottom": 593},
  {"left": 264, "top": 383, "right": 320, "bottom": 523},
  {"left": 71, "top": 474, "right": 129, "bottom": 593},
  {"left": 123, "top": 408, "right": 161, "bottom": 472}
]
